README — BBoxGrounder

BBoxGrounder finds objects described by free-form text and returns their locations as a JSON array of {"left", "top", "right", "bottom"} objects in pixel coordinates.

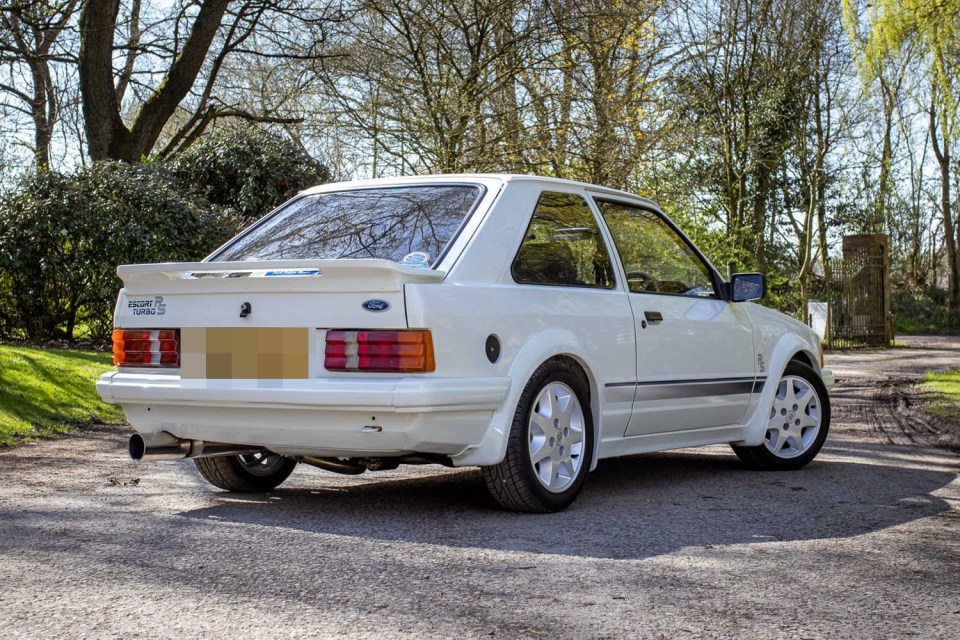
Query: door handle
[{"left": 644, "top": 310, "right": 663, "bottom": 322}]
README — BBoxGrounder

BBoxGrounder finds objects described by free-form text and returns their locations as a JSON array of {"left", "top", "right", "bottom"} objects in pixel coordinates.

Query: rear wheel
[
  {"left": 732, "top": 361, "right": 830, "bottom": 470},
  {"left": 482, "top": 359, "right": 594, "bottom": 513},
  {"left": 194, "top": 451, "right": 297, "bottom": 492}
]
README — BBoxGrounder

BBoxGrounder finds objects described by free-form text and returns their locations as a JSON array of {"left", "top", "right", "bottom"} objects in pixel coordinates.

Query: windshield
[{"left": 210, "top": 185, "right": 483, "bottom": 266}]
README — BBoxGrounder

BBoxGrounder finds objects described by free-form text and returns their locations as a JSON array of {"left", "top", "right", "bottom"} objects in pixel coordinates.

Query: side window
[
  {"left": 512, "top": 192, "right": 616, "bottom": 289},
  {"left": 598, "top": 201, "right": 717, "bottom": 298}
]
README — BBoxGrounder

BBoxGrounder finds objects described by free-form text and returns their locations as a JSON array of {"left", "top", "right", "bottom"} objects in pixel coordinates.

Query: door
[
  {"left": 593, "top": 198, "right": 757, "bottom": 436},
  {"left": 510, "top": 190, "right": 638, "bottom": 440}
]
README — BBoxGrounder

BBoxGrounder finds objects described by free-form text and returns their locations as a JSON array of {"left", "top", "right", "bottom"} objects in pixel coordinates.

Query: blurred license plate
[{"left": 180, "top": 328, "right": 310, "bottom": 379}]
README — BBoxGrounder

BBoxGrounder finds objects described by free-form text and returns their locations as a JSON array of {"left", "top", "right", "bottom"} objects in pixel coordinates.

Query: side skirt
[{"left": 597, "top": 423, "right": 749, "bottom": 460}]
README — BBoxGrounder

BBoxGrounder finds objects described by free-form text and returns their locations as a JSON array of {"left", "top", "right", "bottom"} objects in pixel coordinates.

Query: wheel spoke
[
  {"left": 784, "top": 380, "right": 797, "bottom": 407},
  {"left": 530, "top": 411, "right": 551, "bottom": 434},
  {"left": 767, "top": 428, "right": 784, "bottom": 452},
  {"left": 796, "top": 387, "right": 815, "bottom": 413},
  {"left": 800, "top": 414, "right": 819, "bottom": 429},
  {"left": 545, "top": 388, "right": 559, "bottom": 421},
  {"left": 536, "top": 457, "right": 553, "bottom": 487},
  {"left": 529, "top": 435, "right": 550, "bottom": 463},
  {"left": 558, "top": 394, "right": 574, "bottom": 422}
]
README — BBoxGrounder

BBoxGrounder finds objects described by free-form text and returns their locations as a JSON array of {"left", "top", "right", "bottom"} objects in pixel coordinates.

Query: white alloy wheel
[
  {"left": 527, "top": 381, "right": 586, "bottom": 493},
  {"left": 765, "top": 375, "right": 822, "bottom": 459}
]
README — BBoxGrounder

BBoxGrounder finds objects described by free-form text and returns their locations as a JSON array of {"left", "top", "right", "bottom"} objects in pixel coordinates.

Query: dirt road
[{"left": 1, "top": 337, "right": 958, "bottom": 639}]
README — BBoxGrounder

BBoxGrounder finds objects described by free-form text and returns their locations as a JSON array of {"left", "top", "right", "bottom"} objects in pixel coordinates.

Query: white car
[{"left": 97, "top": 174, "right": 834, "bottom": 512}]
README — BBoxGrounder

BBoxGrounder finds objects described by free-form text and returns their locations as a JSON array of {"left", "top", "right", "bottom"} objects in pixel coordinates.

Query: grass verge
[
  {"left": 920, "top": 370, "right": 960, "bottom": 450},
  {"left": 0, "top": 344, "right": 124, "bottom": 446},
  {"left": 922, "top": 370, "right": 960, "bottom": 423}
]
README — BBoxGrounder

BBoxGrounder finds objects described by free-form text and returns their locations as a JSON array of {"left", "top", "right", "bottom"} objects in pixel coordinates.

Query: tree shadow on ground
[{"left": 178, "top": 448, "right": 956, "bottom": 560}]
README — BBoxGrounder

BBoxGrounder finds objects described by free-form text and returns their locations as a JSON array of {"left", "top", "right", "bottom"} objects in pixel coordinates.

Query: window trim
[
  {"left": 510, "top": 190, "right": 618, "bottom": 291},
  {"left": 204, "top": 182, "right": 488, "bottom": 268},
  {"left": 592, "top": 196, "right": 726, "bottom": 300}
]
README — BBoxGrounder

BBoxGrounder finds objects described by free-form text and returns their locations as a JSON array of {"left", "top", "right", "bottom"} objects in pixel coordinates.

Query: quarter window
[
  {"left": 598, "top": 201, "right": 717, "bottom": 297},
  {"left": 512, "top": 192, "right": 615, "bottom": 289}
]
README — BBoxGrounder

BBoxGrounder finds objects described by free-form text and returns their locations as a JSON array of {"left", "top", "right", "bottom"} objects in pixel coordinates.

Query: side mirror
[{"left": 729, "top": 272, "right": 766, "bottom": 302}]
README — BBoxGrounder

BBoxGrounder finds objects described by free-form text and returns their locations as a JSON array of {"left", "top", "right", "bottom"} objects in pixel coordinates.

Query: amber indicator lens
[{"left": 113, "top": 329, "right": 180, "bottom": 367}]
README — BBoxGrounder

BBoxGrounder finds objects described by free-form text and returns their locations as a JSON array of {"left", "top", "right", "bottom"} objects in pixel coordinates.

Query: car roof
[{"left": 298, "top": 173, "right": 662, "bottom": 210}]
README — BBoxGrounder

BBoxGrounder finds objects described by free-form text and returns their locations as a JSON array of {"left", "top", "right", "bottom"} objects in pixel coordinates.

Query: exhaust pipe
[
  {"left": 300, "top": 456, "right": 367, "bottom": 475},
  {"left": 129, "top": 432, "right": 259, "bottom": 461}
]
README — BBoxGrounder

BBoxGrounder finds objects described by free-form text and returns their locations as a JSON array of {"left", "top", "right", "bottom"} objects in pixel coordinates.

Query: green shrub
[
  {"left": 892, "top": 288, "right": 958, "bottom": 333},
  {"left": 0, "top": 163, "right": 232, "bottom": 341},
  {"left": 170, "top": 127, "right": 330, "bottom": 225}
]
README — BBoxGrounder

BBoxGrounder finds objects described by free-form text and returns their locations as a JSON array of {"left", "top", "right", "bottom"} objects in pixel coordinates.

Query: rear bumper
[{"left": 97, "top": 371, "right": 511, "bottom": 459}]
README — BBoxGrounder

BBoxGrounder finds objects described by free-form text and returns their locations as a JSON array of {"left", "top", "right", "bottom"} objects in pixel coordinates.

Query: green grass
[
  {"left": 921, "top": 370, "right": 960, "bottom": 422},
  {"left": 0, "top": 344, "right": 124, "bottom": 446}
]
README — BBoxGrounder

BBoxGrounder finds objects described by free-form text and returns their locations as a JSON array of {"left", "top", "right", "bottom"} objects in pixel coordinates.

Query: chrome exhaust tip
[
  {"left": 129, "top": 432, "right": 191, "bottom": 460},
  {"left": 129, "top": 432, "right": 259, "bottom": 461}
]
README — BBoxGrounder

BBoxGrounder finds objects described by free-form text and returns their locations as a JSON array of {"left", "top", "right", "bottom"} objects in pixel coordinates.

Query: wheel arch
[
  {"left": 789, "top": 349, "right": 816, "bottom": 369},
  {"left": 450, "top": 329, "right": 604, "bottom": 469},
  {"left": 741, "top": 335, "right": 824, "bottom": 447}
]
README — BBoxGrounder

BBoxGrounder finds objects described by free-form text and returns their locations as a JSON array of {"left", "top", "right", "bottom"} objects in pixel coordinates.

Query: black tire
[
  {"left": 732, "top": 360, "right": 831, "bottom": 470},
  {"left": 194, "top": 451, "right": 297, "bottom": 492},
  {"left": 482, "top": 358, "right": 595, "bottom": 513}
]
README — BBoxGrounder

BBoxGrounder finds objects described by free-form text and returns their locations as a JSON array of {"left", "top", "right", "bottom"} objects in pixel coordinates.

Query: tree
[
  {"left": 317, "top": 0, "right": 526, "bottom": 175},
  {"left": 0, "top": 0, "right": 80, "bottom": 170},
  {"left": 520, "top": 0, "right": 664, "bottom": 186},
  {"left": 844, "top": 0, "right": 960, "bottom": 310},
  {"left": 77, "top": 0, "right": 343, "bottom": 163},
  {"left": 169, "top": 125, "right": 330, "bottom": 223},
  {"left": 669, "top": 0, "right": 830, "bottom": 272}
]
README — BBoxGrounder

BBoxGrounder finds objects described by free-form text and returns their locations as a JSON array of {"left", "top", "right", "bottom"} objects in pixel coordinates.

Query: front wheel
[
  {"left": 194, "top": 451, "right": 297, "bottom": 492},
  {"left": 482, "top": 359, "right": 594, "bottom": 513},
  {"left": 731, "top": 361, "right": 831, "bottom": 470}
]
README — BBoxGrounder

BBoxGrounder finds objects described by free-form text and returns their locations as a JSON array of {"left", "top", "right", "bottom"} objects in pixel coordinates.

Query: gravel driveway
[{"left": 1, "top": 336, "right": 959, "bottom": 639}]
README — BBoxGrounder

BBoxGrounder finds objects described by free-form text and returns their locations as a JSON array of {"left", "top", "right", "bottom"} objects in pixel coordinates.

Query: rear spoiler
[{"left": 117, "top": 259, "right": 445, "bottom": 293}]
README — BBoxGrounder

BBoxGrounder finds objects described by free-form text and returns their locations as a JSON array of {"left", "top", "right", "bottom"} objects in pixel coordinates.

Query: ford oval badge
[{"left": 362, "top": 299, "right": 391, "bottom": 312}]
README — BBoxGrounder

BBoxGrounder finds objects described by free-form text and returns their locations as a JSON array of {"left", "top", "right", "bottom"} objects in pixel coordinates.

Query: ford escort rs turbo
[{"left": 97, "top": 174, "right": 834, "bottom": 512}]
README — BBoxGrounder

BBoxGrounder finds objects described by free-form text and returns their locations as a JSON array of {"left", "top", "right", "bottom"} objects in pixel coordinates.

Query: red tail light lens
[
  {"left": 325, "top": 330, "right": 435, "bottom": 372},
  {"left": 113, "top": 329, "right": 180, "bottom": 368}
]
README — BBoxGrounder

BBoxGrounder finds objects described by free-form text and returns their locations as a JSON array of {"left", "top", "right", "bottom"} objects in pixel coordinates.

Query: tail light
[
  {"left": 325, "top": 330, "right": 435, "bottom": 373},
  {"left": 113, "top": 329, "right": 180, "bottom": 367}
]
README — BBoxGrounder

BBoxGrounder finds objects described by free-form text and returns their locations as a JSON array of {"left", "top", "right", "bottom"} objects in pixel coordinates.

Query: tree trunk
[
  {"left": 930, "top": 97, "right": 959, "bottom": 313},
  {"left": 876, "top": 76, "right": 896, "bottom": 233},
  {"left": 78, "top": 0, "right": 229, "bottom": 162},
  {"left": 751, "top": 164, "right": 770, "bottom": 272},
  {"left": 29, "top": 62, "right": 54, "bottom": 171}
]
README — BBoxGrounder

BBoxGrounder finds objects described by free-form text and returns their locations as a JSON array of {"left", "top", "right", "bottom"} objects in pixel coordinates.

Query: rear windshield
[{"left": 210, "top": 185, "right": 483, "bottom": 267}]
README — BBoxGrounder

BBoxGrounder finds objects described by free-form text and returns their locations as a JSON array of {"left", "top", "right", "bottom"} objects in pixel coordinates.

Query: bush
[
  {"left": 892, "top": 288, "right": 959, "bottom": 333},
  {"left": 0, "top": 163, "right": 232, "bottom": 341},
  {"left": 170, "top": 126, "right": 330, "bottom": 225}
]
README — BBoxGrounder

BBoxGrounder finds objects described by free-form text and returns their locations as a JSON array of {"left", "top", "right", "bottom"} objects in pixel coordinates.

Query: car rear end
[{"left": 97, "top": 179, "right": 510, "bottom": 461}]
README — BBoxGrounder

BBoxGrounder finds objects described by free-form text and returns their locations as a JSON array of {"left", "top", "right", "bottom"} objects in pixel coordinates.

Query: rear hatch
[
  {"left": 115, "top": 259, "right": 440, "bottom": 329},
  {"left": 113, "top": 259, "right": 443, "bottom": 378}
]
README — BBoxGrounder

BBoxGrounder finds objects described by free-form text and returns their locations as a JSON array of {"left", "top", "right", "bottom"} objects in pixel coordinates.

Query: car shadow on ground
[{"left": 178, "top": 445, "right": 956, "bottom": 560}]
